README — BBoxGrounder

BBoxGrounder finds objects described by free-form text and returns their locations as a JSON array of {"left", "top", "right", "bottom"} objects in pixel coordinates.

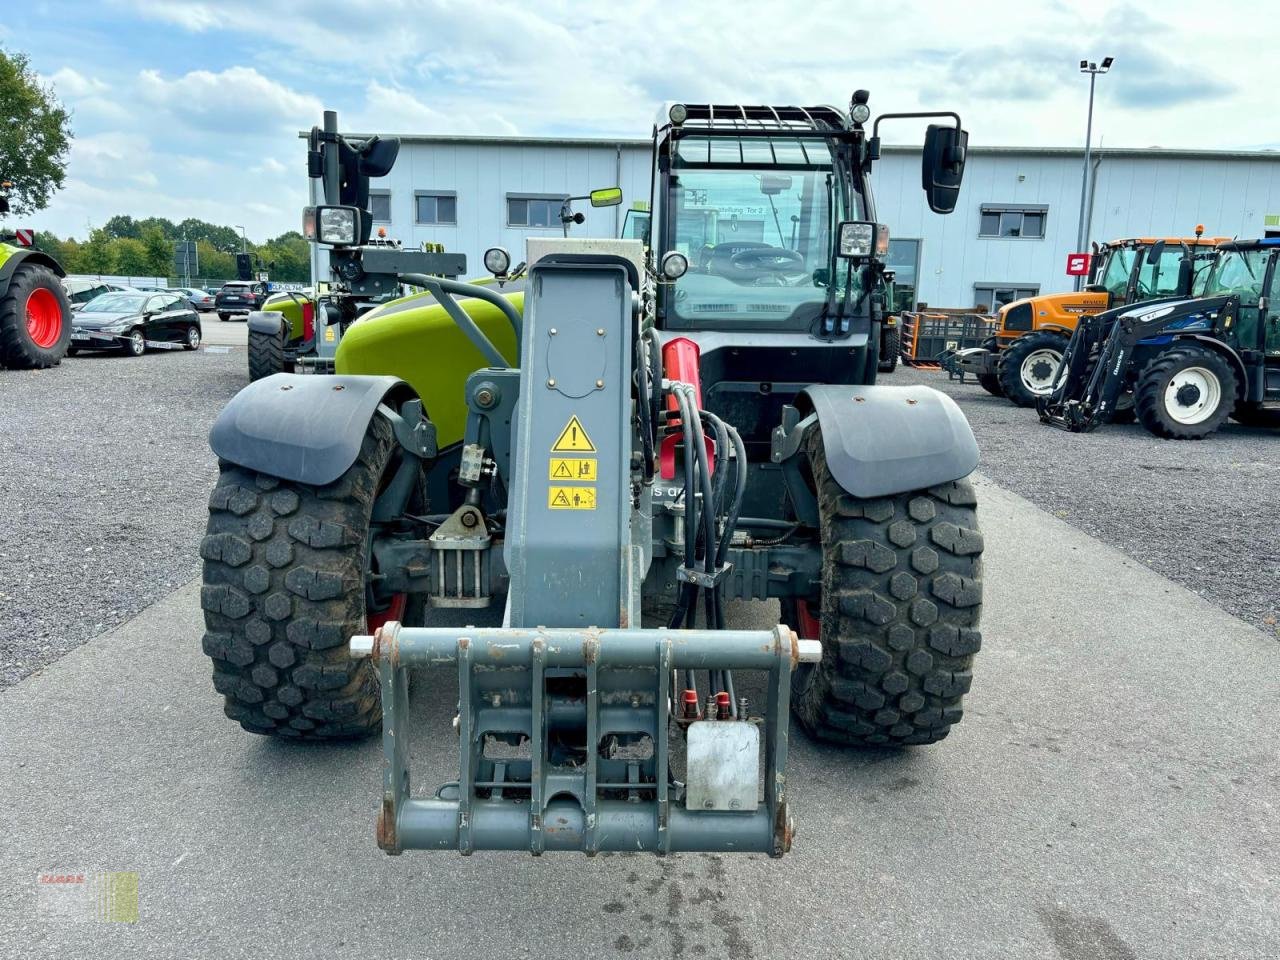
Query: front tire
[
  {"left": 878, "top": 327, "right": 900, "bottom": 373},
  {"left": 122, "top": 328, "right": 146, "bottom": 357},
  {"left": 976, "top": 372, "right": 1004, "bottom": 397},
  {"left": 218, "top": 312, "right": 231, "bottom": 322},
  {"left": 183, "top": 325, "right": 202, "bottom": 350},
  {"left": 1135, "top": 346, "right": 1236, "bottom": 439},
  {"left": 248, "top": 324, "right": 287, "bottom": 381},
  {"left": 997, "top": 332, "right": 1067, "bottom": 407},
  {"left": 789, "top": 427, "right": 983, "bottom": 746},
  {"left": 200, "top": 413, "right": 416, "bottom": 739},
  {"left": 0, "top": 262, "right": 73, "bottom": 369}
]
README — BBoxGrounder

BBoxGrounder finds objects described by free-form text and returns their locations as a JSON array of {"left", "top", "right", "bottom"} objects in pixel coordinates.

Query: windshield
[
  {"left": 82, "top": 292, "right": 147, "bottom": 313},
  {"left": 1135, "top": 247, "right": 1201, "bottom": 298},
  {"left": 1097, "top": 247, "right": 1136, "bottom": 297},
  {"left": 667, "top": 139, "right": 857, "bottom": 327},
  {"left": 1204, "top": 249, "right": 1270, "bottom": 305}
]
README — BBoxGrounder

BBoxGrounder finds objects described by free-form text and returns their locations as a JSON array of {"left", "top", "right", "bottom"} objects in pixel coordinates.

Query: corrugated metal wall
[{"left": 375, "top": 139, "right": 1280, "bottom": 306}]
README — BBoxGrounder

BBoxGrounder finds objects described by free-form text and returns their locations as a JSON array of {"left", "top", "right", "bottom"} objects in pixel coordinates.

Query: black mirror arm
[{"left": 871, "top": 111, "right": 962, "bottom": 140}]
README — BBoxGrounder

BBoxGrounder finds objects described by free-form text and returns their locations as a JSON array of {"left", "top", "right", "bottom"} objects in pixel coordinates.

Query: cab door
[{"left": 1264, "top": 253, "right": 1280, "bottom": 360}]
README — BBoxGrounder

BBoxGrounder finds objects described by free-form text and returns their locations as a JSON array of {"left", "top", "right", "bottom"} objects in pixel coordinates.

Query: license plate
[{"left": 71, "top": 332, "right": 89, "bottom": 341}]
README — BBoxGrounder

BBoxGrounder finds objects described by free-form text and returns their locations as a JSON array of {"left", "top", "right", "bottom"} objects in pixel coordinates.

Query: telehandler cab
[
  {"left": 200, "top": 98, "right": 984, "bottom": 857},
  {"left": 1039, "top": 239, "right": 1280, "bottom": 438},
  {"left": 955, "top": 231, "right": 1223, "bottom": 405}
]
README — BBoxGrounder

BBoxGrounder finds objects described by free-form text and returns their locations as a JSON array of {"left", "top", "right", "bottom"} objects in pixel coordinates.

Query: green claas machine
[
  {"left": 201, "top": 98, "right": 983, "bottom": 857},
  {"left": 0, "top": 181, "right": 73, "bottom": 369}
]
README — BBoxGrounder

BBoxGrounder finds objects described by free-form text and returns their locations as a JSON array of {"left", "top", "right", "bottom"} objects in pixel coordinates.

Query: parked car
[
  {"left": 69, "top": 290, "right": 202, "bottom": 356},
  {"left": 168, "top": 286, "right": 217, "bottom": 312},
  {"left": 62, "top": 279, "right": 134, "bottom": 310},
  {"left": 214, "top": 281, "right": 269, "bottom": 320}
]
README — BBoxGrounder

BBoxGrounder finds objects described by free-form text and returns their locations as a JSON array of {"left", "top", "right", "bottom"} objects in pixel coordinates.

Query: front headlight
[
  {"left": 306, "top": 205, "right": 361, "bottom": 245},
  {"left": 102, "top": 321, "right": 130, "bottom": 333}
]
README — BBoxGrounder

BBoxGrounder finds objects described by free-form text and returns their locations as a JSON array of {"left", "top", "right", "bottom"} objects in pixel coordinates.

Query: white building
[{"left": 343, "top": 132, "right": 1280, "bottom": 311}]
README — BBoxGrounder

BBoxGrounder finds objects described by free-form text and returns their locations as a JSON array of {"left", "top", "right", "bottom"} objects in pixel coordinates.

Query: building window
[
  {"left": 974, "top": 283, "right": 1040, "bottom": 312},
  {"left": 415, "top": 191, "right": 457, "bottom": 225},
  {"left": 507, "top": 194, "right": 566, "bottom": 228},
  {"left": 979, "top": 204, "right": 1047, "bottom": 239},
  {"left": 369, "top": 191, "right": 391, "bottom": 223}
]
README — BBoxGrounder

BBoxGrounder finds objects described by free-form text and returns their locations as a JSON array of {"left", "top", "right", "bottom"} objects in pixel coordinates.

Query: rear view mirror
[
  {"left": 921, "top": 124, "right": 968, "bottom": 214},
  {"left": 1146, "top": 240, "right": 1166, "bottom": 264},
  {"left": 759, "top": 174, "right": 793, "bottom": 196},
  {"left": 358, "top": 136, "right": 400, "bottom": 178},
  {"left": 589, "top": 187, "right": 623, "bottom": 208}
]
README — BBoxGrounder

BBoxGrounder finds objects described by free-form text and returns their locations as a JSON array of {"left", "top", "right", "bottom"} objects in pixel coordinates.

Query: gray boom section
[
  {"left": 504, "top": 258, "right": 637, "bottom": 629},
  {"left": 208, "top": 372, "right": 408, "bottom": 486}
]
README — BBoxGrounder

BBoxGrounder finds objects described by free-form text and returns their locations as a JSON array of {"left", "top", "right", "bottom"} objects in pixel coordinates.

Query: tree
[
  {"left": 0, "top": 47, "right": 73, "bottom": 215},
  {"left": 78, "top": 228, "right": 117, "bottom": 275},
  {"left": 101, "top": 215, "right": 141, "bottom": 240},
  {"left": 114, "top": 237, "right": 151, "bottom": 278},
  {"left": 140, "top": 224, "right": 171, "bottom": 277},
  {"left": 197, "top": 241, "right": 235, "bottom": 282}
]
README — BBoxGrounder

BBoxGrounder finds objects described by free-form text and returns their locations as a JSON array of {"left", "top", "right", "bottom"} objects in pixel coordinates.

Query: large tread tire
[
  {"left": 996, "top": 331, "right": 1068, "bottom": 407},
  {"left": 201, "top": 413, "right": 408, "bottom": 739},
  {"left": 976, "top": 372, "right": 1004, "bottom": 397},
  {"left": 1134, "top": 346, "right": 1237, "bottom": 440},
  {"left": 0, "top": 262, "right": 72, "bottom": 369},
  {"left": 878, "top": 327, "right": 900, "bottom": 373},
  {"left": 248, "top": 325, "right": 286, "bottom": 381},
  {"left": 790, "top": 428, "right": 983, "bottom": 746}
]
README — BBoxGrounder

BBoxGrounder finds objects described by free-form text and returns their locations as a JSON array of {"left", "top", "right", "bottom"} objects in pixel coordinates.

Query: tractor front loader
[
  {"left": 200, "top": 98, "right": 985, "bottom": 857},
  {"left": 1039, "top": 240, "right": 1280, "bottom": 438}
]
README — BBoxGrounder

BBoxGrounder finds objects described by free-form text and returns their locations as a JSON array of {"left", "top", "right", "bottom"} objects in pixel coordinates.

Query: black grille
[{"left": 1002, "top": 302, "right": 1033, "bottom": 332}]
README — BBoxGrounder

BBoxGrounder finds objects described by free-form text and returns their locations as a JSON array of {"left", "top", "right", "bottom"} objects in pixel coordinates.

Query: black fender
[
  {"left": 0, "top": 249, "right": 65, "bottom": 299},
  {"left": 773, "top": 384, "right": 979, "bottom": 504},
  {"left": 209, "top": 373, "right": 416, "bottom": 486},
  {"left": 247, "top": 310, "right": 286, "bottom": 336}
]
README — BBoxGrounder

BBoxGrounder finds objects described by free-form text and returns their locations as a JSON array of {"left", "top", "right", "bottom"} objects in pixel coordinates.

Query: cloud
[
  {"left": 47, "top": 67, "right": 108, "bottom": 98},
  {"left": 136, "top": 66, "right": 322, "bottom": 136}
]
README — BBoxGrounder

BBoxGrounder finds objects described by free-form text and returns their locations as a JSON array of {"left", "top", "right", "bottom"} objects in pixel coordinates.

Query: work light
[
  {"left": 836, "top": 221, "right": 875, "bottom": 258},
  {"left": 660, "top": 251, "right": 689, "bottom": 279},
  {"left": 484, "top": 246, "right": 512, "bottom": 276}
]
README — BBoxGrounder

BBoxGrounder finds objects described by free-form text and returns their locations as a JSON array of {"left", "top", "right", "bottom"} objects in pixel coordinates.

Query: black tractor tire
[
  {"left": 247, "top": 325, "right": 286, "bottom": 381},
  {"left": 122, "top": 328, "right": 146, "bottom": 357},
  {"left": 200, "top": 412, "right": 420, "bottom": 739},
  {"left": 789, "top": 427, "right": 983, "bottom": 746},
  {"left": 976, "top": 372, "right": 1004, "bottom": 397},
  {"left": 0, "top": 262, "right": 73, "bottom": 369},
  {"left": 996, "top": 332, "right": 1068, "bottom": 407},
  {"left": 218, "top": 311, "right": 231, "bottom": 321},
  {"left": 1109, "top": 391, "right": 1137, "bottom": 424},
  {"left": 1135, "top": 346, "right": 1237, "bottom": 439},
  {"left": 878, "top": 328, "right": 900, "bottom": 373}
]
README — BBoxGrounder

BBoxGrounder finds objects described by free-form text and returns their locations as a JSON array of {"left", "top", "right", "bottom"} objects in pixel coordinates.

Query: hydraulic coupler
[{"left": 349, "top": 622, "right": 821, "bottom": 856}]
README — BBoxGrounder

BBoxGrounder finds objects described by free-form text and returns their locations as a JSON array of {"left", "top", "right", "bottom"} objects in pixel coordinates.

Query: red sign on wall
[{"left": 1065, "top": 252, "right": 1092, "bottom": 276}]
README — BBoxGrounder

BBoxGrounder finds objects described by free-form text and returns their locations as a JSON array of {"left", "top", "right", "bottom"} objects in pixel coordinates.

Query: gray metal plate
[{"left": 686, "top": 721, "right": 760, "bottom": 813}]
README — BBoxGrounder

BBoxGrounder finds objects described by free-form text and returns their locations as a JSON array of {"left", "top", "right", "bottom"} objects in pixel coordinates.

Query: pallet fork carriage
[{"left": 201, "top": 98, "right": 986, "bottom": 857}]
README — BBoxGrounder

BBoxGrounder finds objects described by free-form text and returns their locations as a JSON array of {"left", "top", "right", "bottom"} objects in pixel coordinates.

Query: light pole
[
  {"left": 1074, "top": 56, "right": 1113, "bottom": 289},
  {"left": 234, "top": 224, "right": 247, "bottom": 253}
]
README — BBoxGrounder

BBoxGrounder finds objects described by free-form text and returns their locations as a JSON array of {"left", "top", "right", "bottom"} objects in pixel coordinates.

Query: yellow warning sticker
[
  {"left": 324, "top": 326, "right": 336, "bottom": 342},
  {"left": 551, "top": 415, "right": 596, "bottom": 452},
  {"left": 549, "top": 457, "right": 597, "bottom": 481},
  {"left": 548, "top": 486, "right": 597, "bottom": 510}
]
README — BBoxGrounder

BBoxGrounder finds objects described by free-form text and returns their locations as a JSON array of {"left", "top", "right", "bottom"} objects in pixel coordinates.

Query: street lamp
[
  {"left": 234, "top": 224, "right": 247, "bottom": 253},
  {"left": 1074, "top": 56, "right": 1114, "bottom": 289}
]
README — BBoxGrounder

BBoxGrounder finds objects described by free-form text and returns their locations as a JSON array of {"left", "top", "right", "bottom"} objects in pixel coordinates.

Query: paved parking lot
[{"left": 1, "top": 347, "right": 1277, "bottom": 957}]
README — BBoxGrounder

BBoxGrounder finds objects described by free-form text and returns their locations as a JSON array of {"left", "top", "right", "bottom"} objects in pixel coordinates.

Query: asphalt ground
[
  {"left": 894, "top": 365, "right": 1280, "bottom": 637},
  {"left": 2, "top": 481, "right": 1276, "bottom": 958}
]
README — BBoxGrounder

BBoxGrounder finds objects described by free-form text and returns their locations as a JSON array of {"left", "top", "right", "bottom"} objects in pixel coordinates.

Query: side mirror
[
  {"left": 1145, "top": 240, "right": 1166, "bottom": 265},
  {"left": 921, "top": 124, "right": 968, "bottom": 214},
  {"left": 358, "top": 136, "right": 400, "bottom": 178},
  {"left": 589, "top": 187, "right": 623, "bottom": 208},
  {"left": 1177, "top": 256, "right": 1193, "bottom": 294}
]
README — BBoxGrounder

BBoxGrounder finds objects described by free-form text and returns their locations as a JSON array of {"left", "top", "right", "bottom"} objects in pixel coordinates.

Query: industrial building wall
[{"left": 375, "top": 138, "right": 1280, "bottom": 308}]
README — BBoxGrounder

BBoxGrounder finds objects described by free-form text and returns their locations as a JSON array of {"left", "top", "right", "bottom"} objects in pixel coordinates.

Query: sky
[{"left": 5, "top": 0, "right": 1276, "bottom": 241}]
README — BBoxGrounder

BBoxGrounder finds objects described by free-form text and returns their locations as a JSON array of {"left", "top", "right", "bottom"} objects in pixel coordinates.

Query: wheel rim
[
  {"left": 1019, "top": 348, "right": 1062, "bottom": 395},
  {"left": 25, "top": 288, "right": 62, "bottom": 349},
  {"left": 1164, "top": 366, "right": 1221, "bottom": 424},
  {"left": 131, "top": 332, "right": 145, "bottom": 354},
  {"left": 188, "top": 327, "right": 201, "bottom": 347}
]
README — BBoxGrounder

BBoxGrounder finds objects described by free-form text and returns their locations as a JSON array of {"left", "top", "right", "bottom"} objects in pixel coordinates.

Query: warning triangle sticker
[
  {"left": 551, "top": 415, "right": 596, "bottom": 452},
  {"left": 552, "top": 461, "right": 574, "bottom": 479},
  {"left": 551, "top": 489, "right": 572, "bottom": 507}
]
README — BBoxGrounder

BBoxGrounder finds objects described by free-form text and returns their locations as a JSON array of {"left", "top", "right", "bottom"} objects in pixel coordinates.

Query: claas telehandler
[{"left": 200, "top": 97, "right": 984, "bottom": 857}]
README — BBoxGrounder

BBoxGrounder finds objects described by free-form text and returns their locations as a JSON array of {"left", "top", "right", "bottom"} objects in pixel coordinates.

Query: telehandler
[{"left": 200, "top": 97, "right": 983, "bottom": 857}]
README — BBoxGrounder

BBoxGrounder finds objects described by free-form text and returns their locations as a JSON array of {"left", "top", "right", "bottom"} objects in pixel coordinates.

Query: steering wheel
[{"left": 727, "top": 246, "right": 805, "bottom": 281}]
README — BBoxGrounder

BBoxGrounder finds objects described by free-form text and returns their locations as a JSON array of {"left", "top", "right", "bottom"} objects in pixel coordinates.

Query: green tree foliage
[
  {"left": 0, "top": 47, "right": 73, "bottom": 215},
  {"left": 113, "top": 237, "right": 151, "bottom": 277},
  {"left": 77, "top": 228, "right": 118, "bottom": 275},
  {"left": 140, "top": 224, "right": 172, "bottom": 276}
]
